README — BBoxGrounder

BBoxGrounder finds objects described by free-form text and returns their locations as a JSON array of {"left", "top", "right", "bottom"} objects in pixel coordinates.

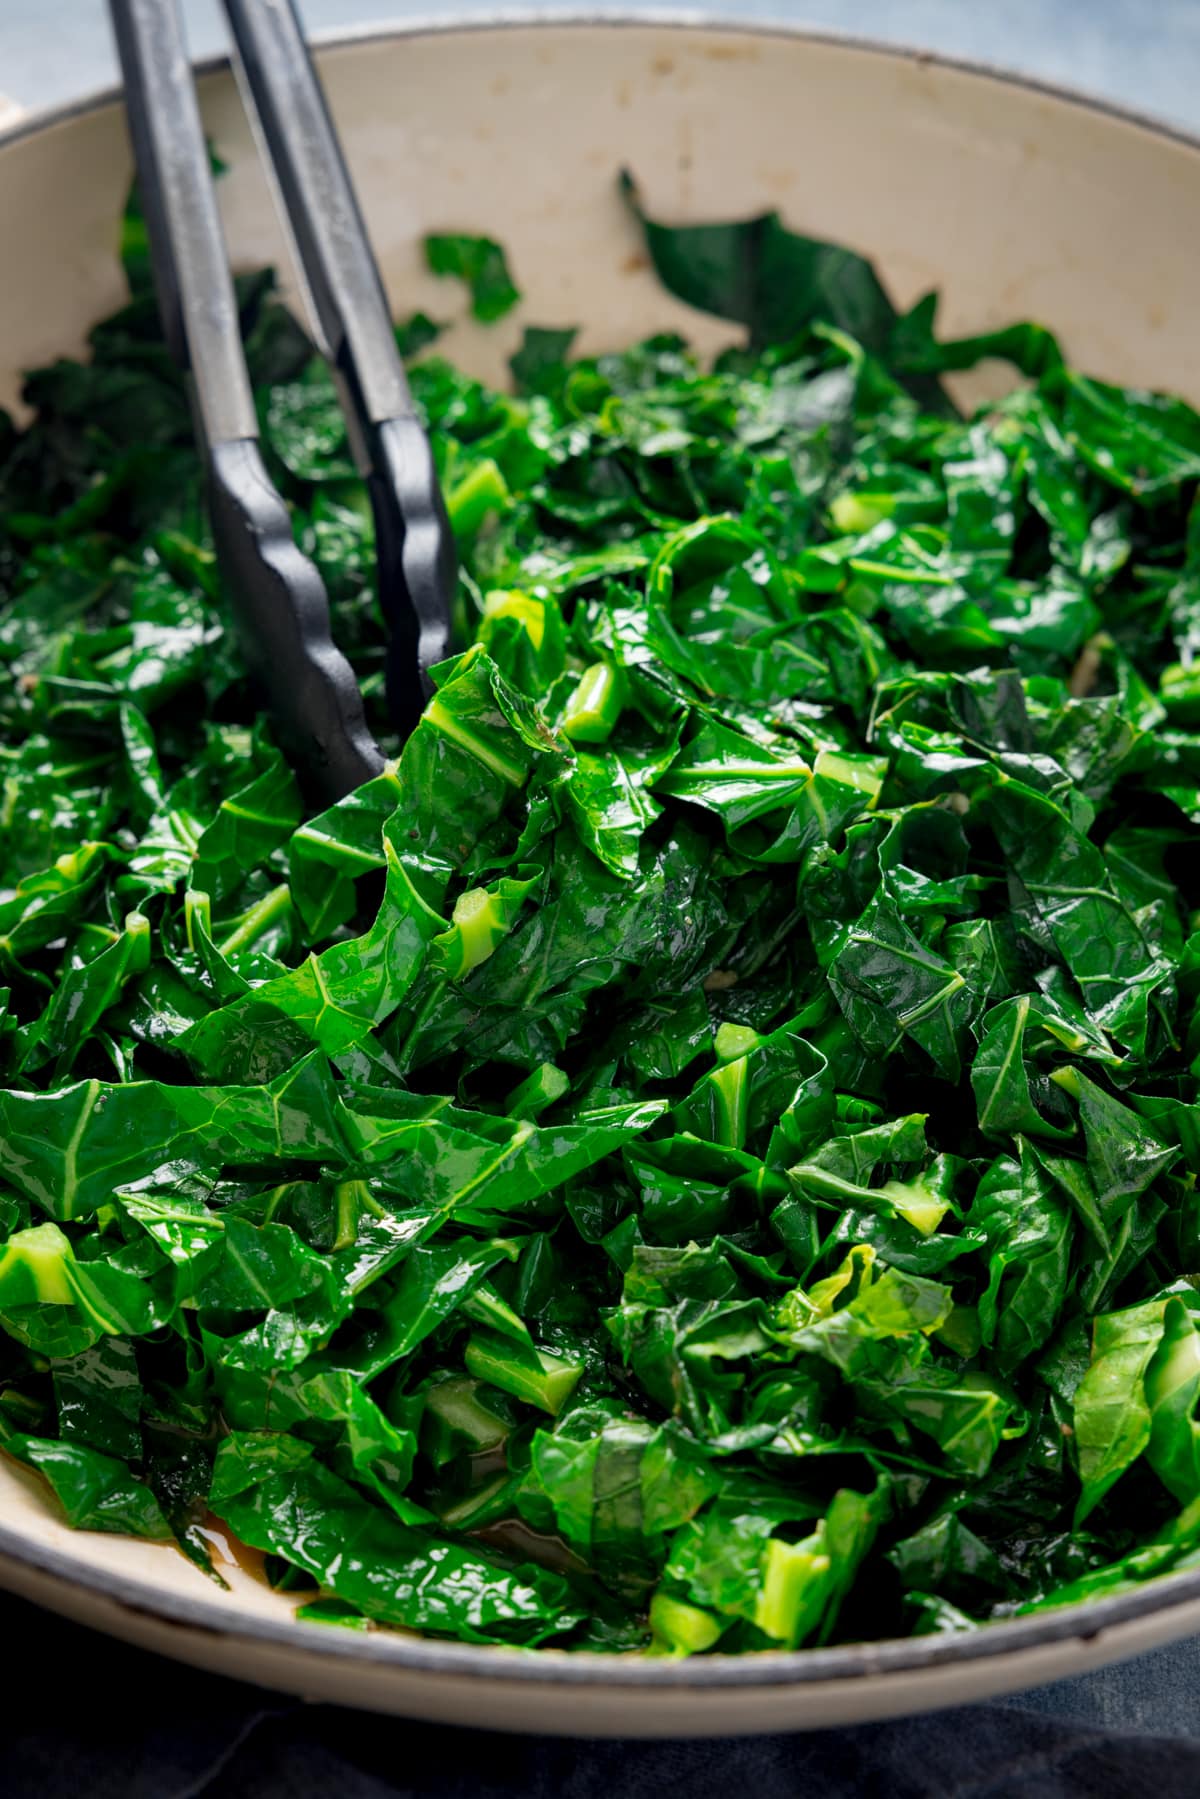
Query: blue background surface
[
  {"left": 3, "top": 0, "right": 1200, "bottom": 1783},
  {"left": 3, "top": 0, "right": 1200, "bottom": 134}
]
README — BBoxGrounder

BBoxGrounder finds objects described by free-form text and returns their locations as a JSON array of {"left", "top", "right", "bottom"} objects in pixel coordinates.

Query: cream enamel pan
[{"left": 1, "top": 14, "right": 1199, "bottom": 1736}]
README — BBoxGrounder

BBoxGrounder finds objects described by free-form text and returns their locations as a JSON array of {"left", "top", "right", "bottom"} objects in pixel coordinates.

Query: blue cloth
[{"left": 3, "top": 1590, "right": 1199, "bottom": 1797}]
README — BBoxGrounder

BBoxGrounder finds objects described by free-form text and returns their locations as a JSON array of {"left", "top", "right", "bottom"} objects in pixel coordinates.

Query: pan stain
[
  {"left": 194, "top": 1515, "right": 269, "bottom": 1586},
  {"left": 757, "top": 165, "right": 797, "bottom": 194}
]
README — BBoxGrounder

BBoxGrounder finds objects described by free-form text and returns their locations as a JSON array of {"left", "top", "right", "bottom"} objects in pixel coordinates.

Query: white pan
[{"left": 1, "top": 13, "right": 1199, "bottom": 1737}]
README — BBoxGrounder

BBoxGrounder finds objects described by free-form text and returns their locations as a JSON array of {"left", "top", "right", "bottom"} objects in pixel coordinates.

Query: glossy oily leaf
[
  {"left": 211, "top": 1433, "right": 575, "bottom": 1642},
  {"left": 1073, "top": 1297, "right": 1171, "bottom": 1523},
  {"left": 0, "top": 183, "right": 1198, "bottom": 1656}
]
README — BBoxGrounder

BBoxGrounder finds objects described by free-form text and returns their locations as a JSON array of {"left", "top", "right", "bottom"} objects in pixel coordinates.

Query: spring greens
[{"left": 0, "top": 178, "right": 1197, "bottom": 1655}]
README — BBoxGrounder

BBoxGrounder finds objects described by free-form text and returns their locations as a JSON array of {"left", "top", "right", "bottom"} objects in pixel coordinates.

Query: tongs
[{"left": 108, "top": 0, "right": 456, "bottom": 802}]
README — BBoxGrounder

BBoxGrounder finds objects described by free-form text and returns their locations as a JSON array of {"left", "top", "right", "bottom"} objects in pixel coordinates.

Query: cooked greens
[{"left": 0, "top": 178, "right": 1197, "bottom": 1655}]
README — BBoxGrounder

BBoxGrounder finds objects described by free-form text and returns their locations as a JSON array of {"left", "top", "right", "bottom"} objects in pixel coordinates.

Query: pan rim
[{"left": 2, "top": 3, "right": 1199, "bottom": 1700}]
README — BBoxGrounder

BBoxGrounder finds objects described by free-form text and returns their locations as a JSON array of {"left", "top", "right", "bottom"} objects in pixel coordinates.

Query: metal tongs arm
[
  {"left": 109, "top": 0, "right": 456, "bottom": 802},
  {"left": 221, "top": 0, "right": 454, "bottom": 737}
]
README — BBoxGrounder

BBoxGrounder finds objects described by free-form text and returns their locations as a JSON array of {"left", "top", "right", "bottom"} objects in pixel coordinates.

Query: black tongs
[{"left": 109, "top": 0, "right": 456, "bottom": 801}]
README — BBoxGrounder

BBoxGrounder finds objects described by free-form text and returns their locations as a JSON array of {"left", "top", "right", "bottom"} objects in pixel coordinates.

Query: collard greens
[{"left": 0, "top": 178, "right": 1197, "bottom": 1655}]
